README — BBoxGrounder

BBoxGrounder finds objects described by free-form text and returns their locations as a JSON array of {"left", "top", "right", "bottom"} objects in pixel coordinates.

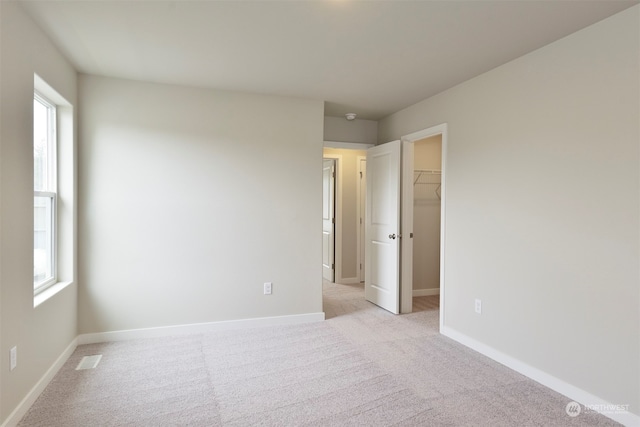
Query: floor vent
[{"left": 76, "top": 355, "right": 102, "bottom": 370}]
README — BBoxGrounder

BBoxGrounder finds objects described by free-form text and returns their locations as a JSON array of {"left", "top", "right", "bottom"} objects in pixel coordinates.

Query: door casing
[
  {"left": 322, "top": 158, "right": 336, "bottom": 282},
  {"left": 357, "top": 156, "right": 366, "bottom": 283},
  {"left": 400, "top": 123, "right": 447, "bottom": 331}
]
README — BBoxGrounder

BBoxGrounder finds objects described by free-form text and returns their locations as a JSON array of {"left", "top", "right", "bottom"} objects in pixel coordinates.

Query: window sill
[{"left": 34, "top": 281, "right": 73, "bottom": 308}]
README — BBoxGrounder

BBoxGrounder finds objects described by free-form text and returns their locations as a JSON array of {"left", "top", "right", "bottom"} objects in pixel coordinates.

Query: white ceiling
[{"left": 19, "top": 0, "right": 638, "bottom": 120}]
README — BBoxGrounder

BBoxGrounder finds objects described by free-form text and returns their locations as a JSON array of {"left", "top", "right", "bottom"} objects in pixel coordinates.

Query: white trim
[
  {"left": 356, "top": 156, "right": 366, "bottom": 283},
  {"left": 33, "top": 280, "right": 73, "bottom": 308},
  {"left": 322, "top": 157, "right": 337, "bottom": 282},
  {"left": 413, "top": 288, "right": 439, "bottom": 297},
  {"left": 34, "top": 74, "right": 72, "bottom": 107},
  {"left": 401, "top": 123, "right": 448, "bottom": 331},
  {"left": 323, "top": 154, "right": 342, "bottom": 283},
  {"left": 401, "top": 125, "right": 448, "bottom": 143},
  {"left": 324, "top": 141, "right": 374, "bottom": 150},
  {"left": 442, "top": 326, "right": 640, "bottom": 427},
  {"left": 78, "top": 312, "right": 325, "bottom": 345},
  {"left": 1, "top": 338, "right": 78, "bottom": 427},
  {"left": 400, "top": 140, "right": 414, "bottom": 313},
  {"left": 439, "top": 127, "right": 448, "bottom": 332}
]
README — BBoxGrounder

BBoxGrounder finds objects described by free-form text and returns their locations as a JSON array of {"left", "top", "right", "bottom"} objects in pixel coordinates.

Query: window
[{"left": 34, "top": 92, "right": 57, "bottom": 292}]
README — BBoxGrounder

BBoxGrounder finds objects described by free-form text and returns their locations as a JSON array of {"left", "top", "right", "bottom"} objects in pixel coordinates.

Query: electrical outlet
[
  {"left": 264, "top": 282, "right": 272, "bottom": 295},
  {"left": 475, "top": 299, "right": 482, "bottom": 314},
  {"left": 10, "top": 346, "right": 17, "bottom": 371}
]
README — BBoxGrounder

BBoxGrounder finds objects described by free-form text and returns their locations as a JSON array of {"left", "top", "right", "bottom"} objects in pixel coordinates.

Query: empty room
[{"left": 1, "top": 1, "right": 638, "bottom": 426}]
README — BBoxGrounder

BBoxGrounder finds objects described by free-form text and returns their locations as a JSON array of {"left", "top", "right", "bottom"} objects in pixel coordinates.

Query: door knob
[{"left": 388, "top": 234, "right": 396, "bottom": 239}]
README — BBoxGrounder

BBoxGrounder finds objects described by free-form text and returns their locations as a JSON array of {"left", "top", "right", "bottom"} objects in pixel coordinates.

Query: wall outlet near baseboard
[
  {"left": 264, "top": 282, "right": 272, "bottom": 295},
  {"left": 10, "top": 346, "right": 17, "bottom": 370},
  {"left": 475, "top": 299, "right": 482, "bottom": 314}
]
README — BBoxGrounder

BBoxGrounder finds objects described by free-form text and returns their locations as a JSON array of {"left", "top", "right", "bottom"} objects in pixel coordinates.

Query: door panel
[
  {"left": 322, "top": 159, "right": 335, "bottom": 282},
  {"left": 365, "top": 141, "right": 401, "bottom": 313}
]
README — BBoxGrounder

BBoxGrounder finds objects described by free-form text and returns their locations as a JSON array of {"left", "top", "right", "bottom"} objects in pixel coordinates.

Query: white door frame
[
  {"left": 323, "top": 154, "right": 342, "bottom": 283},
  {"left": 322, "top": 158, "right": 336, "bottom": 282},
  {"left": 400, "top": 123, "right": 447, "bottom": 331},
  {"left": 356, "top": 156, "right": 366, "bottom": 283}
]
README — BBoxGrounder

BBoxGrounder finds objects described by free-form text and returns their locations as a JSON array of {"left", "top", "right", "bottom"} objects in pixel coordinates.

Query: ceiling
[{"left": 19, "top": 0, "right": 638, "bottom": 120}]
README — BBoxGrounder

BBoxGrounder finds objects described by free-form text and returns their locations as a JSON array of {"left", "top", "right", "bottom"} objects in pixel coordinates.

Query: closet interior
[{"left": 412, "top": 136, "right": 442, "bottom": 296}]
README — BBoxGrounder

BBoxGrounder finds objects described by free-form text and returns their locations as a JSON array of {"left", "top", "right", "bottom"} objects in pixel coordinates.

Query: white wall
[
  {"left": 78, "top": 75, "right": 324, "bottom": 334},
  {"left": 379, "top": 6, "right": 639, "bottom": 416},
  {"left": 324, "top": 116, "right": 377, "bottom": 145},
  {"left": 0, "top": 2, "right": 77, "bottom": 423}
]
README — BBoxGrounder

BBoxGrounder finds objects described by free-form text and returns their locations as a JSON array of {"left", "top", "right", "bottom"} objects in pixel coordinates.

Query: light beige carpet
[{"left": 18, "top": 282, "right": 619, "bottom": 426}]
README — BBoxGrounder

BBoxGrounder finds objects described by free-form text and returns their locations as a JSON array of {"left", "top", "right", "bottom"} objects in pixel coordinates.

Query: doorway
[
  {"left": 400, "top": 124, "right": 447, "bottom": 330},
  {"left": 322, "top": 146, "right": 371, "bottom": 285},
  {"left": 325, "top": 126, "right": 446, "bottom": 326},
  {"left": 322, "top": 158, "right": 336, "bottom": 283},
  {"left": 322, "top": 144, "right": 372, "bottom": 319},
  {"left": 412, "top": 135, "right": 442, "bottom": 299}
]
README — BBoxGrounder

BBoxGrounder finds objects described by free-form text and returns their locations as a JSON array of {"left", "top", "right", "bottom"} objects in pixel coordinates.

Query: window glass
[{"left": 34, "top": 94, "right": 56, "bottom": 291}]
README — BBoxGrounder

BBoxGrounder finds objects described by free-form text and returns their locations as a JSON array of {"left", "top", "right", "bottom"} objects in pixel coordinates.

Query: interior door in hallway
[
  {"left": 322, "top": 159, "right": 336, "bottom": 282},
  {"left": 365, "top": 141, "right": 401, "bottom": 314}
]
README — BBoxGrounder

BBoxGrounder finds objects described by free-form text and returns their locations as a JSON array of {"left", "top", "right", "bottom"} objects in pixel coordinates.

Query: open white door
[
  {"left": 322, "top": 159, "right": 335, "bottom": 282},
  {"left": 365, "top": 141, "right": 401, "bottom": 314}
]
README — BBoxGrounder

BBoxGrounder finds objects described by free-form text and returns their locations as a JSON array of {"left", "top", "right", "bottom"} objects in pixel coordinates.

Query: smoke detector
[{"left": 345, "top": 113, "right": 357, "bottom": 121}]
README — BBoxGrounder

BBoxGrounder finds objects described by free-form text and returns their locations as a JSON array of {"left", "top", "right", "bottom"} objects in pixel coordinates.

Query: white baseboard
[
  {"left": 1, "top": 338, "right": 78, "bottom": 427},
  {"left": 413, "top": 288, "right": 439, "bottom": 297},
  {"left": 441, "top": 326, "right": 640, "bottom": 427},
  {"left": 78, "top": 312, "right": 325, "bottom": 344},
  {"left": 337, "top": 277, "right": 360, "bottom": 285}
]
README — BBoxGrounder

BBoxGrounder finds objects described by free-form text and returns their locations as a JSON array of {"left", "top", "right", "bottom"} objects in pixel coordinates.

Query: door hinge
[
  {"left": 332, "top": 171, "right": 335, "bottom": 178},
  {"left": 359, "top": 171, "right": 362, "bottom": 178},
  {"left": 332, "top": 218, "right": 335, "bottom": 224},
  {"left": 332, "top": 264, "right": 335, "bottom": 270}
]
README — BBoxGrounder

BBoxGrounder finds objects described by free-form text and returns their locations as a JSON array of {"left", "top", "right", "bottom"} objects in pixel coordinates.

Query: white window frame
[{"left": 34, "top": 91, "right": 58, "bottom": 294}]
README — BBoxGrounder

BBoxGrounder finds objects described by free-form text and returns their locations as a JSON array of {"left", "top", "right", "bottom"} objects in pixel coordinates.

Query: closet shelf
[{"left": 414, "top": 169, "right": 441, "bottom": 200}]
